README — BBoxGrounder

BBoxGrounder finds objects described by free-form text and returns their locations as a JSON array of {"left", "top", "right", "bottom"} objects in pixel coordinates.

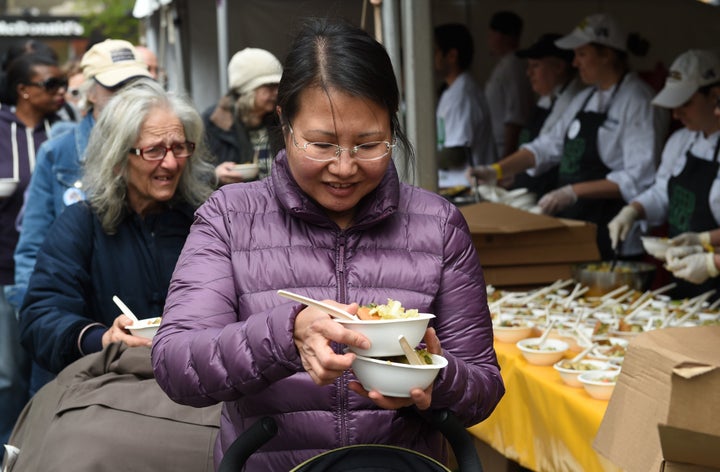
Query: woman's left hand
[{"left": 348, "top": 327, "right": 441, "bottom": 410}]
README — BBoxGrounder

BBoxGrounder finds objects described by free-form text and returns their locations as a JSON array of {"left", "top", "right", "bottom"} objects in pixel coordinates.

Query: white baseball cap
[
  {"left": 652, "top": 49, "right": 720, "bottom": 108},
  {"left": 555, "top": 14, "right": 627, "bottom": 52},
  {"left": 81, "top": 39, "right": 151, "bottom": 88}
]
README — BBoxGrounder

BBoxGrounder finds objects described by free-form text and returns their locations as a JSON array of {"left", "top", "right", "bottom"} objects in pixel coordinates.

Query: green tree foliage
[{"left": 77, "top": 0, "right": 139, "bottom": 42}]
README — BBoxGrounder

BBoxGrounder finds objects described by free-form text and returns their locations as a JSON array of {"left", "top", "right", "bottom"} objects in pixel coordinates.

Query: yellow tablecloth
[{"left": 469, "top": 342, "right": 623, "bottom": 472}]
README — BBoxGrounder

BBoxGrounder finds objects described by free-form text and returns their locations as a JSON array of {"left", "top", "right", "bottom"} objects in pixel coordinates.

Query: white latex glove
[
  {"left": 669, "top": 231, "right": 711, "bottom": 247},
  {"left": 538, "top": 184, "right": 577, "bottom": 215},
  {"left": 665, "top": 244, "right": 704, "bottom": 261},
  {"left": 665, "top": 252, "right": 719, "bottom": 284},
  {"left": 466, "top": 165, "right": 498, "bottom": 186},
  {"left": 607, "top": 205, "right": 639, "bottom": 250}
]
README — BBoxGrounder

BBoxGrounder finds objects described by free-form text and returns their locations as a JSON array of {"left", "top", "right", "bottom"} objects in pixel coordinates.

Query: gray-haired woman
[{"left": 19, "top": 80, "right": 216, "bottom": 374}]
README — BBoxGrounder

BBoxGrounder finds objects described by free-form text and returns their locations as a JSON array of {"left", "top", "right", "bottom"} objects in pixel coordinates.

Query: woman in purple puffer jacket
[{"left": 152, "top": 17, "right": 504, "bottom": 471}]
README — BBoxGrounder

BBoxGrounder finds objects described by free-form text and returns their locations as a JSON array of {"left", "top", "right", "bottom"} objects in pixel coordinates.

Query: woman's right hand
[
  {"left": 293, "top": 301, "right": 370, "bottom": 386},
  {"left": 215, "top": 162, "right": 245, "bottom": 185},
  {"left": 102, "top": 314, "right": 152, "bottom": 348}
]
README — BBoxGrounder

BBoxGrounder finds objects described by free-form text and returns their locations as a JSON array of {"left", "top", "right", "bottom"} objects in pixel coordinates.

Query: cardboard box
[
  {"left": 594, "top": 326, "right": 720, "bottom": 472},
  {"left": 459, "top": 202, "right": 600, "bottom": 286},
  {"left": 658, "top": 425, "right": 720, "bottom": 472}
]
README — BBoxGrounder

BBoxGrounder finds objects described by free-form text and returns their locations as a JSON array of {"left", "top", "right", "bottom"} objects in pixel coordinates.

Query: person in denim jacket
[{"left": 9, "top": 40, "right": 152, "bottom": 395}]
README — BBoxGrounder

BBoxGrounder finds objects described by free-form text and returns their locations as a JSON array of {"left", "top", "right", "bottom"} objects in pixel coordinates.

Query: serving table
[{"left": 469, "top": 341, "right": 622, "bottom": 472}]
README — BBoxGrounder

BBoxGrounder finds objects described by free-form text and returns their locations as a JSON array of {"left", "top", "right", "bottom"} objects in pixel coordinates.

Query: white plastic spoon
[
  {"left": 277, "top": 290, "right": 358, "bottom": 321},
  {"left": 112, "top": 295, "right": 140, "bottom": 324},
  {"left": 536, "top": 319, "right": 556, "bottom": 349},
  {"left": 398, "top": 335, "right": 424, "bottom": 365},
  {"left": 570, "top": 343, "right": 597, "bottom": 363}
]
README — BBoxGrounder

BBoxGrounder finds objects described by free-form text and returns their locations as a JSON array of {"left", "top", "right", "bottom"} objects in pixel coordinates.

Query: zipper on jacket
[
  {"left": 336, "top": 233, "right": 347, "bottom": 303},
  {"left": 336, "top": 232, "right": 350, "bottom": 446}
]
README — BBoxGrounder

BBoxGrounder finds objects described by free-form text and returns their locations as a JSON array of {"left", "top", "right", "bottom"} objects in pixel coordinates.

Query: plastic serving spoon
[
  {"left": 277, "top": 290, "right": 358, "bottom": 321},
  {"left": 112, "top": 295, "right": 140, "bottom": 324}
]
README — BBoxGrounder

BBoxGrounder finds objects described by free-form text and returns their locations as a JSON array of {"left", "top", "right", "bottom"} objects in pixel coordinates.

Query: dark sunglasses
[{"left": 25, "top": 76, "right": 69, "bottom": 92}]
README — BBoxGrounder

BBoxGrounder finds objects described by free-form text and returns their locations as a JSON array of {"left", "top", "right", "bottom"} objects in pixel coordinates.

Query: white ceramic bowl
[
  {"left": 126, "top": 317, "right": 162, "bottom": 340},
  {"left": 641, "top": 236, "right": 671, "bottom": 260},
  {"left": 232, "top": 163, "right": 260, "bottom": 180},
  {"left": 553, "top": 359, "right": 616, "bottom": 388},
  {"left": 493, "top": 318, "right": 535, "bottom": 343},
  {"left": 0, "top": 178, "right": 19, "bottom": 197},
  {"left": 338, "top": 313, "right": 435, "bottom": 357},
  {"left": 578, "top": 370, "right": 620, "bottom": 400},
  {"left": 351, "top": 352, "right": 448, "bottom": 397},
  {"left": 516, "top": 338, "right": 569, "bottom": 366}
]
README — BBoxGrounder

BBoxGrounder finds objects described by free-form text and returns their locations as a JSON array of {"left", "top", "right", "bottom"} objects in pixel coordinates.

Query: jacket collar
[
  {"left": 77, "top": 113, "right": 95, "bottom": 162},
  {"left": 271, "top": 149, "right": 399, "bottom": 230}
]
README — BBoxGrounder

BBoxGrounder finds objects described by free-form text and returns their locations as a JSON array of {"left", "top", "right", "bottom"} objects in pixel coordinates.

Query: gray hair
[
  {"left": 83, "top": 79, "right": 216, "bottom": 233},
  {"left": 234, "top": 90, "right": 256, "bottom": 125}
]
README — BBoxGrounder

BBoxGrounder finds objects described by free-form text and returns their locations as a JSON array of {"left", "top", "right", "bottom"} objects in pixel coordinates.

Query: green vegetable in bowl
[{"left": 383, "top": 348, "right": 434, "bottom": 365}]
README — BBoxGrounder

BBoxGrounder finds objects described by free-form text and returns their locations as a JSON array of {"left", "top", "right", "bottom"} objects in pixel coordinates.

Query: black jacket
[{"left": 20, "top": 201, "right": 194, "bottom": 373}]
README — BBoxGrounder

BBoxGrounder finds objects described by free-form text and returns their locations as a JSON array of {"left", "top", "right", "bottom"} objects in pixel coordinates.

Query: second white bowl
[{"left": 351, "top": 352, "right": 448, "bottom": 398}]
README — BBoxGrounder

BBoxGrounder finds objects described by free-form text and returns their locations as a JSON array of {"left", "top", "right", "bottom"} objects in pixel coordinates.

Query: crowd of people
[
  {"left": 2, "top": 8, "right": 720, "bottom": 472},
  {"left": 0, "top": 17, "right": 505, "bottom": 472},
  {"left": 435, "top": 11, "right": 720, "bottom": 299}
]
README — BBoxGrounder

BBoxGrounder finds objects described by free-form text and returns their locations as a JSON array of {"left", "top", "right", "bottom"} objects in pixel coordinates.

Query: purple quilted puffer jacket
[{"left": 152, "top": 151, "right": 504, "bottom": 471}]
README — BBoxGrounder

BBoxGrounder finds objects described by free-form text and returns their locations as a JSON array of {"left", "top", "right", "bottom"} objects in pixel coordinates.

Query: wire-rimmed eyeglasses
[
  {"left": 129, "top": 142, "right": 196, "bottom": 161},
  {"left": 288, "top": 123, "right": 395, "bottom": 162}
]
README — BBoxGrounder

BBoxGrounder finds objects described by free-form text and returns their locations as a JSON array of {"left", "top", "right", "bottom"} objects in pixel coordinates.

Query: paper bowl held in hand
[
  {"left": 553, "top": 359, "right": 616, "bottom": 388},
  {"left": 516, "top": 338, "right": 569, "bottom": 366},
  {"left": 578, "top": 370, "right": 619, "bottom": 400},
  {"left": 337, "top": 313, "right": 435, "bottom": 357},
  {"left": 641, "top": 236, "right": 671, "bottom": 260},
  {"left": 126, "top": 317, "right": 162, "bottom": 340},
  {"left": 350, "top": 352, "right": 448, "bottom": 398},
  {"left": 232, "top": 163, "right": 260, "bottom": 180},
  {"left": 0, "top": 178, "right": 19, "bottom": 197}
]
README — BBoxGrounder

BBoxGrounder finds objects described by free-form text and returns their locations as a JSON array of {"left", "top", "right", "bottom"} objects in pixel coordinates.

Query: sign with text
[{"left": 0, "top": 16, "right": 84, "bottom": 38}]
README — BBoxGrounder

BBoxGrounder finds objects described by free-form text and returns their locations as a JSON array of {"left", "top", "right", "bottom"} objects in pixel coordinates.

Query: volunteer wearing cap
[
  {"left": 9, "top": 39, "right": 153, "bottom": 393},
  {"left": 484, "top": 10, "right": 534, "bottom": 158},
  {"left": 203, "top": 47, "right": 282, "bottom": 184},
  {"left": 608, "top": 50, "right": 720, "bottom": 299},
  {"left": 470, "top": 13, "right": 668, "bottom": 259},
  {"left": 434, "top": 23, "right": 496, "bottom": 188},
  {"left": 510, "top": 33, "right": 587, "bottom": 198}
]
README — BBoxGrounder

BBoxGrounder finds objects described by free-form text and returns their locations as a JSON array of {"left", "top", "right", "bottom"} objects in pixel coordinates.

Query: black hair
[
  {"left": 489, "top": 11, "right": 523, "bottom": 39},
  {"left": 626, "top": 33, "right": 650, "bottom": 57},
  {"left": 1, "top": 39, "right": 58, "bottom": 71},
  {"left": 434, "top": 23, "right": 474, "bottom": 71},
  {"left": 4, "top": 53, "right": 59, "bottom": 105},
  {"left": 698, "top": 81, "right": 720, "bottom": 96},
  {"left": 270, "top": 17, "right": 414, "bottom": 172}
]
